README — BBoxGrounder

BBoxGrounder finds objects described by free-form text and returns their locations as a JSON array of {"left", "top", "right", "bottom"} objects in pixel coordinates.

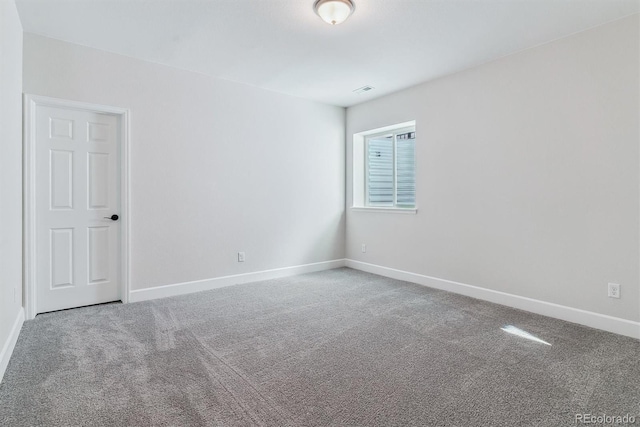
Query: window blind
[
  {"left": 396, "top": 132, "right": 415, "bottom": 206},
  {"left": 367, "top": 137, "right": 394, "bottom": 205}
]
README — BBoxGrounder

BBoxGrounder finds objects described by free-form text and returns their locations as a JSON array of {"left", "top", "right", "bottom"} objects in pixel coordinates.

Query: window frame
[
  {"left": 364, "top": 125, "right": 416, "bottom": 209},
  {"left": 351, "top": 120, "right": 417, "bottom": 214}
]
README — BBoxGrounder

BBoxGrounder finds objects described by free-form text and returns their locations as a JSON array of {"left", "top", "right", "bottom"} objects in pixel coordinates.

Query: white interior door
[{"left": 35, "top": 104, "right": 121, "bottom": 314}]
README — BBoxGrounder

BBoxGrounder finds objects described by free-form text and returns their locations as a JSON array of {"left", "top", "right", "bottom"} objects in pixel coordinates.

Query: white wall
[
  {"left": 0, "top": 0, "right": 24, "bottom": 379},
  {"left": 23, "top": 34, "right": 345, "bottom": 292},
  {"left": 346, "top": 16, "right": 639, "bottom": 323}
]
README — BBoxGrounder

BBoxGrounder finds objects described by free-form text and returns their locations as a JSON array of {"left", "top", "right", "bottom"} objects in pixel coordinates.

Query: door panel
[
  {"left": 36, "top": 105, "right": 120, "bottom": 314},
  {"left": 88, "top": 226, "right": 110, "bottom": 284},
  {"left": 50, "top": 150, "right": 74, "bottom": 209},
  {"left": 88, "top": 152, "right": 110, "bottom": 209},
  {"left": 50, "top": 228, "right": 74, "bottom": 288}
]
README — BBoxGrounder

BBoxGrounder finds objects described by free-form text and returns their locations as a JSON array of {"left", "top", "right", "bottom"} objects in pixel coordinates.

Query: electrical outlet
[
  {"left": 608, "top": 283, "right": 620, "bottom": 299},
  {"left": 361, "top": 244, "right": 366, "bottom": 253},
  {"left": 237, "top": 251, "right": 245, "bottom": 262}
]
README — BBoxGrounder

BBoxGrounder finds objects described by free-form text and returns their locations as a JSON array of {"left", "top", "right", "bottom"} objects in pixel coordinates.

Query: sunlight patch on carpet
[{"left": 501, "top": 325, "right": 551, "bottom": 346}]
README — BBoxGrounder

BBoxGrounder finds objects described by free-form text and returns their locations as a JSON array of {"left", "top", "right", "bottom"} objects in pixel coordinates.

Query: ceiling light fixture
[{"left": 313, "top": 0, "right": 355, "bottom": 25}]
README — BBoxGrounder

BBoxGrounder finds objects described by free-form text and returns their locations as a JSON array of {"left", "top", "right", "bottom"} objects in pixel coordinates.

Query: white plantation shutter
[
  {"left": 366, "top": 129, "right": 415, "bottom": 207},
  {"left": 367, "top": 137, "right": 394, "bottom": 205},
  {"left": 396, "top": 132, "right": 415, "bottom": 206}
]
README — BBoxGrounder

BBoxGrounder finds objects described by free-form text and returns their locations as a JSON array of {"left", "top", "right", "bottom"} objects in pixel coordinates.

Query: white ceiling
[{"left": 15, "top": 0, "right": 640, "bottom": 107}]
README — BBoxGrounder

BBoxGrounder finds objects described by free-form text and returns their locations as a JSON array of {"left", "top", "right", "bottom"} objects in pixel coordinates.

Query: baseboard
[
  {"left": 129, "top": 259, "right": 347, "bottom": 303},
  {"left": 345, "top": 259, "right": 640, "bottom": 340},
  {"left": 0, "top": 308, "right": 25, "bottom": 384}
]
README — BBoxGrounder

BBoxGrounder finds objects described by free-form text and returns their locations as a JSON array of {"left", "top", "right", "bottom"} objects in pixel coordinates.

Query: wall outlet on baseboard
[
  {"left": 608, "top": 283, "right": 620, "bottom": 299},
  {"left": 361, "top": 244, "right": 366, "bottom": 253},
  {"left": 237, "top": 251, "right": 245, "bottom": 262}
]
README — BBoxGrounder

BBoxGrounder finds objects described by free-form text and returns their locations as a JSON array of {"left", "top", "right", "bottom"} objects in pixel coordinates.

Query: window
[
  {"left": 366, "top": 127, "right": 416, "bottom": 207},
  {"left": 352, "top": 121, "right": 416, "bottom": 212}
]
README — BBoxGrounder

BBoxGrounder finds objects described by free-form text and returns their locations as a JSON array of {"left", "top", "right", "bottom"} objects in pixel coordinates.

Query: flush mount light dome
[{"left": 314, "top": 0, "right": 355, "bottom": 25}]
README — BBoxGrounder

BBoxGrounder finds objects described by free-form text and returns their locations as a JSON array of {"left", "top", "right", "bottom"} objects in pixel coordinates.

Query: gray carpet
[{"left": 1, "top": 268, "right": 639, "bottom": 426}]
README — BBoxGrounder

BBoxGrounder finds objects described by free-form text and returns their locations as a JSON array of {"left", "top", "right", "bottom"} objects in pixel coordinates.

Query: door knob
[{"left": 104, "top": 214, "right": 119, "bottom": 221}]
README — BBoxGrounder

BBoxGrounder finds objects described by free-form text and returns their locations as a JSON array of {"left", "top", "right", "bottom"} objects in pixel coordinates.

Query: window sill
[{"left": 351, "top": 206, "right": 417, "bottom": 214}]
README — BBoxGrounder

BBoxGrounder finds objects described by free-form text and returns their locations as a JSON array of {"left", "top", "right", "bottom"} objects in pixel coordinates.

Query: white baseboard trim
[
  {"left": 129, "top": 259, "right": 347, "bottom": 303},
  {"left": 346, "top": 259, "right": 640, "bottom": 340},
  {"left": 0, "top": 308, "right": 25, "bottom": 384}
]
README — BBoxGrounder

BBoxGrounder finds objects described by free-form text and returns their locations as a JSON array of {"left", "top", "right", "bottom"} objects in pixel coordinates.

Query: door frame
[{"left": 23, "top": 94, "right": 131, "bottom": 320}]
